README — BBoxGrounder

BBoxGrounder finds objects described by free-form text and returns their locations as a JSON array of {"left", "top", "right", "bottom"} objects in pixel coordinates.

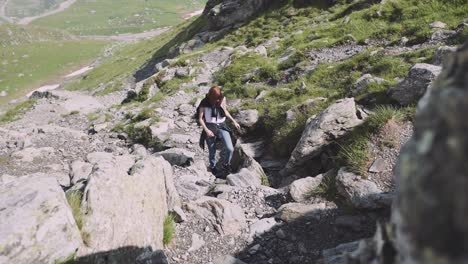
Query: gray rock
[
  {"left": 178, "top": 103, "right": 193, "bottom": 116},
  {"left": 78, "top": 153, "right": 178, "bottom": 259},
  {"left": 187, "top": 196, "right": 247, "bottom": 235},
  {"left": 283, "top": 98, "right": 364, "bottom": 174},
  {"left": 230, "top": 142, "right": 267, "bottom": 186},
  {"left": 352, "top": 74, "right": 386, "bottom": 95},
  {"left": 0, "top": 91, "right": 7, "bottom": 97},
  {"left": 171, "top": 206, "right": 187, "bottom": 223},
  {"left": 188, "top": 233, "right": 205, "bottom": 252},
  {"left": 432, "top": 46, "right": 457, "bottom": 66},
  {"left": 430, "top": 21, "right": 446, "bottom": 29},
  {"left": 322, "top": 241, "right": 360, "bottom": 264},
  {"left": 11, "top": 147, "right": 54, "bottom": 162},
  {"left": 0, "top": 175, "right": 82, "bottom": 264},
  {"left": 30, "top": 90, "right": 59, "bottom": 99},
  {"left": 131, "top": 144, "right": 148, "bottom": 158},
  {"left": 431, "top": 29, "right": 457, "bottom": 41},
  {"left": 70, "top": 160, "right": 93, "bottom": 185},
  {"left": 390, "top": 44, "right": 468, "bottom": 263},
  {"left": 389, "top": 63, "right": 442, "bottom": 106},
  {"left": 248, "top": 218, "right": 277, "bottom": 240},
  {"left": 154, "top": 148, "right": 194, "bottom": 167},
  {"left": 277, "top": 202, "right": 327, "bottom": 223},
  {"left": 227, "top": 168, "right": 261, "bottom": 188},
  {"left": 336, "top": 168, "right": 393, "bottom": 209},
  {"left": 235, "top": 109, "right": 259, "bottom": 128},
  {"left": 203, "top": 0, "right": 283, "bottom": 30},
  {"left": 289, "top": 174, "right": 324, "bottom": 202},
  {"left": 175, "top": 67, "right": 190, "bottom": 78},
  {"left": 368, "top": 157, "right": 388, "bottom": 173},
  {"left": 150, "top": 117, "right": 175, "bottom": 141},
  {"left": 213, "top": 255, "right": 247, "bottom": 264},
  {"left": 254, "top": 45, "right": 268, "bottom": 57},
  {"left": 240, "top": 140, "right": 265, "bottom": 158}
]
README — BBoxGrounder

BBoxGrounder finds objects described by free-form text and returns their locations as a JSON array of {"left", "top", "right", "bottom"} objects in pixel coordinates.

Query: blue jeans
[{"left": 206, "top": 123, "right": 234, "bottom": 169}]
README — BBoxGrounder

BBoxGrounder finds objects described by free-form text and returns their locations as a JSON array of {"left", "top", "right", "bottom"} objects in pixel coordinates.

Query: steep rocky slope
[{"left": 0, "top": 0, "right": 467, "bottom": 263}]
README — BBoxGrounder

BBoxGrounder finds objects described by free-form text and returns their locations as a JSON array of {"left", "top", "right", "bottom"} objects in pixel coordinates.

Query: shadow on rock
[{"left": 67, "top": 246, "right": 168, "bottom": 264}]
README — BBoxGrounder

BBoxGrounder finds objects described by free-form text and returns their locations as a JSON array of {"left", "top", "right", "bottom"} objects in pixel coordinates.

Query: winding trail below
[{"left": 17, "top": 0, "right": 77, "bottom": 25}]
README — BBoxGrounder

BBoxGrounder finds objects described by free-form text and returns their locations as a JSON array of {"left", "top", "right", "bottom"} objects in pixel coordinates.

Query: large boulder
[
  {"left": 203, "top": 0, "right": 286, "bottom": 30},
  {"left": 276, "top": 202, "right": 328, "bottom": 223},
  {"left": 78, "top": 153, "right": 179, "bottom": 261},
  {"left": 153, "top": 148, "right": 195, "bottom": 167},
  {"left": 187, "top": 196, "right": 247, "bottom": 235},
  {"left": 388, "top": 63, "right": 442, "bottom": 106},
  {"left": 335, "top": 168, "right": 393, "bottom": 210},
  {"left": 282, "top": 98, "right": 365, "bottom": 175},
  {"left": 230, "top": 141, "right": 267, "bottom": 184},
  {"left": 0, "top": 175, "right": 82, "bottom": 264},
  {"left": 391, "top": 44, "right": 468, "bottom": 263},
  {"left": 227, "top": 168, "right": 262, "bottom": 188},
  {"left": 289, "top": 174, "right": 324, "bottom": 202}
]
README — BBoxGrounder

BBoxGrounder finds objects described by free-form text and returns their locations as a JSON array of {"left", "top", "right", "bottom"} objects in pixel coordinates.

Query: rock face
[
  {"left": 336, "top": 168, "right": 392, "bottom": 210},
  {"left": 227, "top": 168, "right": 262, "bottom": 188},
  {"left": 276, "top": 202, "right": 327, "bottom": 223},
  {"left": 187, "top": 196, "right": 247, "bottom": 235},
  {"left": 283, "top": 98, "right": 364, "bottom": 175},
  {"left": 79, "top": 153, "right": 179, "bottom": 261},
  {"left": 392, "top": 44, "right": 468, "bottom": 263},
  {"left": 389, "top": 63, "right": 442, "bottom": 105},
  {"left": 153, "top": 148, "right": 195, "bottom": 167},
  {"left": 0, "top": 175, "right": 82, "bottom": 264},
  {"left": 289, "top": 174, "right": 324, "bottom": 202},
  {"left": 203, "top": 0, "right": 286, "bottom": 30}
]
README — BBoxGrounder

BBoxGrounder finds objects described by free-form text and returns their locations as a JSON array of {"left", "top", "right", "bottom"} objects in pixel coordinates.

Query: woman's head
[{"left": 207, "top": 86, "right": 224, "bottom": 106}]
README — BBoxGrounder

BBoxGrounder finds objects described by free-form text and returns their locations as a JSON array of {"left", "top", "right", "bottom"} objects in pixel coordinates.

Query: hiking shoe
[
  {"left": 222, "top": 163, "right": 232, "bottom": 174},
  {"left": 209, "top": 167, "right": 218, "bottom": 176}
]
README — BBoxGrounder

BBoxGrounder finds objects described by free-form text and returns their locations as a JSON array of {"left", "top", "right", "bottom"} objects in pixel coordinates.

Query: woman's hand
[
  {"left": 233, "top": 121, "right": 241, "bottom": 131},
  {"left": 206, "top": 129, "right": 215, "bottom": 137}
]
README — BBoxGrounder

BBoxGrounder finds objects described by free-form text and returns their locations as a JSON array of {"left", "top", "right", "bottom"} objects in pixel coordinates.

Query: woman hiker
[{"left": 198, "top": 86, "right": 241, "bottom": 176}]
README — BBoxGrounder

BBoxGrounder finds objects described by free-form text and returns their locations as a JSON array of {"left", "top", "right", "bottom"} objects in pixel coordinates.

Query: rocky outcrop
[
  {"left": 276, "top": 202, "right": 328, "bottom": 223},
  {"left": 336, "top": 168, "right": 393, "bottom": 210},
  {"left": 289, "top": 174, "right": 324, "bottom": 202},
  {"left": 187, "top": 196, "right": 247, "bottom": 235},
  {"left": 388, "top": 63, "right": 442, "bottom": 106},
  {"left": 78, "top": 153, "right": 179, "bottom": 261},
  {"left": 0, "top": 175, "right": 82, "bottom": 264},
  {"left": 203, "top": 0, "right": 286, "bottom": 30},
  {"left": 282, "top": 98, "right": 365, "bottom": 175},
  {"left": 391, "top": 44, "right": 468, "bottom": 263}
]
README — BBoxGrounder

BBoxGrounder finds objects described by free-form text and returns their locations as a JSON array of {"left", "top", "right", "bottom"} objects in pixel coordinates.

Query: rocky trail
[
  {"left": 0, "top": 39, "right": 438, "bottom": 263},
  {"left": 0, "top": 0, "right": 466, "bottom": 263}
]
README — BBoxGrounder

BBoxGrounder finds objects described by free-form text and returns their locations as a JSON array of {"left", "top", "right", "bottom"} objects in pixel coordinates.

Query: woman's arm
[
  {"left": 199, "top": 107, "right": 215, "bottom": 137},
  {"left": 221, "top": 98, "right": 241, "bottom": 130}
]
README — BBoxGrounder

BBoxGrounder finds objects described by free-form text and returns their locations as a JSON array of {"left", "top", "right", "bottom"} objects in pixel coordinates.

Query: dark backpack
[{"left": 194, "top": 96, "right": 225, "bottom": 126}]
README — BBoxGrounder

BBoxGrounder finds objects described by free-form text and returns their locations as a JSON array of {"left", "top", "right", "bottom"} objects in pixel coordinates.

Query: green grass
[
  {"left": 0, "top": 99, "right": 36, "bottom": 123},
  {"left": 0, "top": 38, "right": 108, "bottom": 105},
  {"left": 64, "top": 16, "right": 207, "bottom": 95},
  {"left": 4, "top": 0, "right": 66, "bottom": 18},
  {"left": 336, "top": 105, "right": 409, "bottom": 175},
  {"left": 0, "top": 24, "right": 73, "bottom": 46},
  {"left": 309, "top": 171, "right": 338, "bottom": 200},
  {"left": 163, "top": 214, "right": 176, "bottom": 246},
  {"left": 66, "top": 191, "right": 83, "bottom": 231},
  {"left": 32, "top": 0, "right": 206, "bottom": 35}
]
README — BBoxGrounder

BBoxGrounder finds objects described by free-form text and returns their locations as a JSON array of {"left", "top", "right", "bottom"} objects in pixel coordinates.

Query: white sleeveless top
[{"left": 204, "top": 106, "right": 226, "bottom": 124}]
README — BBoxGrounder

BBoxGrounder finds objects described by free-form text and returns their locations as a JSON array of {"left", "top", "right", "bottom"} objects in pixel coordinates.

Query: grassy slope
[
  {"left": 32, "top": 0, "right": 206, "bottom": 35},
  {"left": 0, "top": 24, "right": 108, "bottom": 105},
  {"left": 5, "top": 0, "right": 66, "bottom": 18},
  {"left": 64, "top": 16, "right": 206, "bottom": 94}
]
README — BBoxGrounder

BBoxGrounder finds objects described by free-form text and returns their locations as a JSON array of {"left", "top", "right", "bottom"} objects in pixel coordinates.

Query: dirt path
[
  {"left": 0, "top": 0, "right": 13, "bottom": 23},
  {"left": 16, "top": 0, "right": 77, "bottom": 25},
  {"left": 85, "top": 27, "right": 171, "bottom": 43}
]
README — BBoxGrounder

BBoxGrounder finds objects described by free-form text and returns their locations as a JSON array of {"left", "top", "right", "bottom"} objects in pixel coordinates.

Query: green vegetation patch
[
  {"left": 163, "top": 214, "right": 176, "bottom": 246},
  {"left": 0, "top": 99, "right": 36, "bottom": 123},
  {"left": 64, "top": 16, "right": 206, "bottom": 95},
  {"left": 336, "top": 105, "right": 410, "bottom": 175},
  {"left": 33, "top": 0, "right": 206, "bottom": 35},
  {"left": 66, "top": 191, "right": 83, "bottom": 230},
  {"left": 0, "top": 38, "right": 108, "bottom": 105}
]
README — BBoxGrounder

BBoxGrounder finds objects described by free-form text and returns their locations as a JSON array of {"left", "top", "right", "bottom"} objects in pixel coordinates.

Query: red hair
[{"left": 207, "top": 86, "right": 224, "bottom": 106}]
